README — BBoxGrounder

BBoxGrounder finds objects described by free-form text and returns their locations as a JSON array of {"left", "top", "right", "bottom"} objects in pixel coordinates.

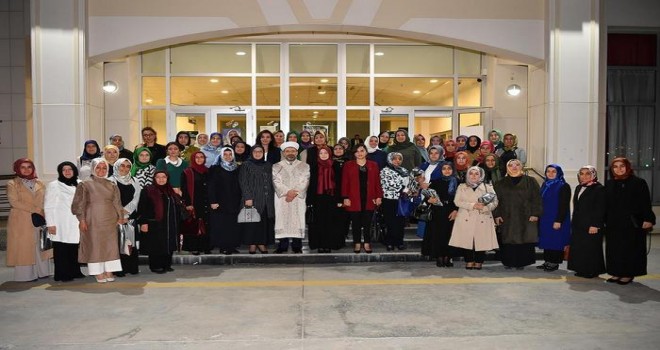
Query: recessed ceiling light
[
  {"left": 312, "top": 116, "right": 318, "bottom": 119},
  {"left": 221, "top": 90, "right": 229, "bottom": 94},
  {"left": 144, "top": 98, "right": 153, "bottom": 103},
  {"left": 236, "top": 51, "right": 246, "bottom": 56},
  {"left": 209, "top": 78, "right": 219, "bottom": 83},
  {"left": 429, "top": 79, "right": 438, "bottom": 83},
  {"left": 320, "top": 79, "right": 329, "bottom": 83},
  {"left": 413, "top": 90, "right": 421, "bottom": 94},
  {"left": 313, "top": 111, "right": 319, "bottom": 114},
  {"left": 318, "top": 91, "right": 327, "bottom": 95},
  {"left": 374, "top": 52, "right": 384, "bottom": 56}
]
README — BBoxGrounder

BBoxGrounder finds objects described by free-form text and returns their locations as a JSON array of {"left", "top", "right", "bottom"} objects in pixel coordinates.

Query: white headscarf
[
  {"left": 465, "top": 166, "right": 485, "bottom": 188},
  {"left": 364, "top": 135, "right": 379, "bottom": 154},
  {"left": 91, "top": 158, "right": 110, "bottom": 180},
  {"left": 112, "top": 158, "right": 133, "bottom": 185}
]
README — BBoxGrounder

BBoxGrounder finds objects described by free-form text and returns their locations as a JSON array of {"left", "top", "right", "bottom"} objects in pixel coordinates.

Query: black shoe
[
  {"left": 386, "top": 245, "right": 394, "bottom": 251},
  {"left": 317, "top": 249, "right": 324, "bottom": 253},
  {"left": 203, "top": 250, "right": 213, "bottom": 254},
  {"left": 474, "top": 265, "right": 482, "bottom": 270},
  {"left": 536, "top": 263, "right": 549, "bottom": 269},
  {"left": 466, "top": 266, "right": 474, "bottom": 270},
  {"left": 292, "top": 249, "right": 303, "bottom": 254},
  {"left": 231, "top": 248, "right": 241, "bottom": 254},
  {"left": 221, "top": 250, "right": 233, "bottom": 255},
  {"left": 574, "top": 272, "right": 596, "bottom": 279},
  {"left": 274, "top": 248, "right": 287, "bottom": 254},
  {"left": 544, "top": 264, "right": 559, "bottom": 272},
  {"left": 249, "top": 251, "right": 256, "bottom": 255},
  {"left": 363, "top": 243, "right": 373, "bottom": 254},
  {"left": 165, "top": 267, "right": 174, "bottom": 272},
  {"left": 397, "top": 245, "right": 407, "bottom": 251},
  {"left": 151, "top": 269, "right": 166, "bottom": 274},
  {"left": 436, "top": 259, "right": 445, "bottom": 268},
  {"left": 114, "top": 272, "right": 126, "bottom": 277},
  {"left": 192, "top": 251, "right": 201, "bottom": 256},
  {"left": 617, "top": 277, "right": 634, "bottom": 285},
  {"left": 606, "top": 277, "right": 620, "bottom": 283},
  {"left": 259, "top": 249, "right": 269, "bottom": 254},
  {"left": 443, "top": 257, "right": 453, "bottom": 267}
]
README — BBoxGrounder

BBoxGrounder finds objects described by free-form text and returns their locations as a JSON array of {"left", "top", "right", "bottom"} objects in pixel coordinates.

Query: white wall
[
  {"left": 492, "top": 63, "right": 528, "bottom": 152},
  {"left": 605, "top": 0, "right": 660, "bottom": 27}
]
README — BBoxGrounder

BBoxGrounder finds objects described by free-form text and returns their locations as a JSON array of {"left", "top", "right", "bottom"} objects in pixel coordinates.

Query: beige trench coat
[
  {"left": 6, "top": 179, "right": 46, "bottom": 266},
  {"left": 71, "top": 177, "right": 124, "bottom": 263},
  {"left": 449, "top": 183, "right": 499, "bottom": 251}
]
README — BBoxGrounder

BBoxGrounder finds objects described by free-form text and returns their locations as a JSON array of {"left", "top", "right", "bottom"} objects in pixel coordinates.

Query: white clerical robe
[{"left": 272, "top": 159, "right": 310, "bottom": 239}]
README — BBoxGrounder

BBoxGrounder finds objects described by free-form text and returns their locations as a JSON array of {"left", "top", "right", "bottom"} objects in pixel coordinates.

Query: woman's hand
[
  {"left": 79, "top": 220, "right": 88, "bottom": 234},
  {"left": 47, "top": 226, "right": 56, "bottom": 235},
  {"left": 186, "top": 205, "right": 194, "bottom": 211},
  {"left": 118, "top": 218, "right": 128, "bottom": 225},
  {"left": 140, "top": 224, "right": 148, "bottom": 232},
  {"left": 420, "top": 182, "right": 430, "bottom": 189},
  {"left": 529, "top": 216, "right": 539, "bottom": 222},
  {"left": 245, "top": 200, "right": 253, "bottom": 207},
  {"left": 642, "top": 221, "right": 653, "bottom": 230},
  {"left": 588, "top": 226, "right": 599, "bottom": 234},
  {"left": 448, "top": 210, "right": 458, "bottom": 221},
  {"left": 553, "top": 222, "right": 561, "bottom": 230},
  {"left": 473, "top": 203, "right": 485, "bottom": 210},
  {"left": 427, "top": 197, "right": 439, "bottom": 204},
  {"left": 343, "top": 199, "right": 351, "bottom": 207},
  {"left": 374, "top": 198, "right": 382, "bottom": 206},
  {"left": 495, "top": 217, "right": 504, "bottom": 225},
  {"left": 210, "top": 203, "right": 220, "bottom": 210}
]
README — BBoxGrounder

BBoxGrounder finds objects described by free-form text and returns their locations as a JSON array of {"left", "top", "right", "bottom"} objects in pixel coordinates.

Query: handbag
[
  {"left": 40, "top": 226, "right": 52, "bottom": 251},
  {"left": 478, "top": 183, "right": 497, "bottom": 205},
  {"left": 180, "top": 211, "right": 207, "bottom": 235},
  {"left": 370, "top": 205, "right": 387, "bottom": 243},
  {"left": 305, "top": 205, "right": 314, "bottom": 224},
  {"left": 32, "top": 213, "right": 46, "bottom": 227},
  {"left": 237, "top": 206, "right": 261, "bottom": 223},
  {"left": 397, "top": 193, "right": 414, "bottom": 217},
  {"left": 413, "top": 202, "right": 432, "bottom": 222}
]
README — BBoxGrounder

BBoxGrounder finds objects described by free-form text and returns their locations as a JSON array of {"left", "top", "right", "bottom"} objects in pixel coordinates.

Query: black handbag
[
  {"left": 370, "top": 206, "right": 387, "bottom": 243},
  {"left": 40, "top": 226, "right": 52, "bottom": 251},
  {"left": 413, "top": 202, "right": 432, "bottom": 222}
]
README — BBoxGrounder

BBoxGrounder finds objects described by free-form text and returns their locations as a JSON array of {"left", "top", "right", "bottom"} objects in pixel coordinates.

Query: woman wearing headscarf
[
  {"left": 156, "top": 142, "right": 189, "bottom": 195},
  {"left": 342, "top": 145, "right": 383, "bottom": 253},
  {"left": 45, "top": 162, "right": 84, "bottom": 282},
  {"left": 6, "top": 159, "right": 50, "bottom": 282},
  {"left": 387, "top": 129, "right": 423, "bottom": 171},
  {"left": 495, "top": 133, "right": 527, "bottom": 176},
  {"left": 453, "top": 151, "right": 471, "bottom": 183},
  {"left": 230, "top": 135, "right": 244, "bottom": 146},
  {"left": 273, "top": 130, "right": 285, "bottom": 148},
  {"left": 209, "top": 147, "right": 243, "bottom": 254},
  {"left": 380, "top": 152, "right": 410, "bottom": 251},
  {"left": 201, "top": 132, "right": 224, "bottom": 167},
  {"left": 378, "top": 131, "right": 390, "bottom": 150},
  {"left": 365, "top": 135, "right": 387, "bottom": 169},
  {"left": 239, "top": 145, "right": 275, "bottom": 254},
  {"left": 72, "top": 158, "right": 125, "bottom": 283},
  {"left": 428, "top": 135, "right": 443, "bottom": 151},
  {"left": 450, "top": 166, "right": 499, "bottom": 270},
  {"left": 331, "top": 144, "right": 351, "bottom": 247},
  {"left": 103, "top": 144, "right": 120, "bottom": 177},
  {"left": 567, "top": 166, "right": 606, "bottom": 279},
  {"left": 109, "top": 134, "right": 133, "bottom": 161},
  {"left": 78, "top": 140, "right": 102, "bottom": 180},
  {"left": 480, "top": 154, "right": 503, "bottom": 185},
  {"left": 299, "top": 130, "right": 313, "bottom": 150},
  {"left": 465, "top": 135, "right": 481, "bottom": 164},
  {"left": 337, "top": 137, "right": 351, "bottom": 151},
  {"left": 493, "top": 159, "right": 542, "bottom": 270},
  {"left": 422, "top": 161, "right": 459, "bottom": 267},
  {"left": 475, "top": 140, "right": 495, "bottom": 165},
  {"left": 455, "top": 135, "right": 468, "bottom": 151},
  {"left": 417, "top": 145, "right": 445, "bottom": 238},
  {"left": 109, "top": 158, "right": 142, "bottom": 276},
  {"left": 137, "top": 170, "right": 182, "bottom": 274},
  {"left": 195, "top": 133, "right": 209, "bottom": 148},
  {"left": 300, "top": 131, "right": 328, "bottom": 164},
  {"left": 131, "top": 147, "right": 157, "bottom": 188},
  {"left": 180, "top": 151, "right": 211, "bottom": 255},
  {"left": 414, "top": 134, "right": 431, "bottom": 163},
  {"left": 255, "top": 130, "right": 281, "bottom": 164},
  {"left": 604, "top": 158, "right": 655, "bottom": 285},
  {"left": 286, "top": 131, "right": 299, "bottom": 143},
  {"left": 307, "top": 146, "right": 343, "bottom": 253},
  {"left": 488, "top": 129, "right": 504, "bottom": 151},
  {"left": 233, "top": 141, "right": 251, "bottom": 165},
  {"left": 176, "top": 131, "right": 200, "bottom": 162},
  {"left": 537, "top": 164, "right": 571, "bottom": 272},
  {"left": 443, "top": 139, "right": 457, "bottom": 163}
]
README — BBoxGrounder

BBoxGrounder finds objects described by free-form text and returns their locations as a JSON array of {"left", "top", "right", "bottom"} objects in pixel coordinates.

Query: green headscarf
[{"left": 131, "top": 146, "right": 152, "bottom": 176}]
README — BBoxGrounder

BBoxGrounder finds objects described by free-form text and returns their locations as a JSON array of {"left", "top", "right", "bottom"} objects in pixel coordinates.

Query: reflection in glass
[
  {"left": 142, "top": 77, "right": 166, "bottom": 106},
  {"left": 347, "top": 45, "right": 369, "bottom": 74},
  {"left": 290, "top": 109, "right": 337, "bottom": 144},
  {"left": 379, "top": 114, "right": 408, "bottom": 138},
  {"left": 257, "top": 45, "right": 280, "bottom": 73},
  {"left": 175, "top": 113, "right": 206, "bottom": 135},
  {"left": 257, "top": 77, "right": 280, "bottom": 106},
  {"left": 171, "top": 77, "right": 251, "bottom": 106},
  {"left": 256, "top": 109, "right": 281, "bottom": 135},
  {"left": 374, "top": 45, "right": 453, "bottom": 74},
  {"left": 171, "top": 44, "right": 251, "bottom": 74},
  {"left": 375, "top": 78, "right": 453, "bottom": 106},
  {"left": 347, "top": 110, "right": 370, "bottom": 141},
  {"left": 458, "top": 79, "right": 482, "bottom": 107},
  {"left": 289, "top": 44, "right": 337, "bottom": 73},
  {"left": 347, "top": 77, "right": 369, "bottom": 106},
  {"left": 142, "top": 110, "right": 167, "bottom": 141},
  {"left": 290, "top": 77, "right": 337, "bottom": 106},
  {"left": 217, "top": 113, "right": 247, "bottom": 141},
  {"left": 414, "top": 113, "right": 453, "bottom": 145}
]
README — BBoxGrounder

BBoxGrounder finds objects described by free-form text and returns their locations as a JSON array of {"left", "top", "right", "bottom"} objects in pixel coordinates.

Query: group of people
[{"left": 5, "top": 126, "right": 655, "bottom": 287}]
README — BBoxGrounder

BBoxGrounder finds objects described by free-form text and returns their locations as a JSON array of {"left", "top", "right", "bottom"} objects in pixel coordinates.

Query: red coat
[{"left": 341, "top": 160, "right": 383, "bottom": 212}]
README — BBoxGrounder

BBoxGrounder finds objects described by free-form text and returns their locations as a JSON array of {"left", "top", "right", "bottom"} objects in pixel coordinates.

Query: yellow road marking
[{"left": 2, "top": 274, "right": 660, "bottom": 290}]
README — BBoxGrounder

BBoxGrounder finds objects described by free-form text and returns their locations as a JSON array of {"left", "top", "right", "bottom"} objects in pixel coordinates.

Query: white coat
[
  {"left": 44, "top": 180, "right": 82, "bottom": 244},
  {"left": 272, "top": 159, "right": 310, "bottom": 239},
  {"left": 449, "top": 183, "right": 499, "bottom": 251}
]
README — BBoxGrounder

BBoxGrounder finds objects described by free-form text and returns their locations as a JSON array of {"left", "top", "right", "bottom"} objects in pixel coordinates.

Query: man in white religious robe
[{"left": 272, "top": 142, "right": 310, "bottom": 253}]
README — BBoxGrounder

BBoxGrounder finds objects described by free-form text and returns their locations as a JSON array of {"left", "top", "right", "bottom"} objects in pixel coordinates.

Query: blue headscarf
[
  {"left": 439, "top": 161, "right": 458, "bottom": 196},
  {"left": 541, "top": 164, "right": 565, "bottom": 197},
  {"left": 80, "top": 140, "right": 101, "bottom": 160},
  {"left": 202, "top": 132, "right": 223, "bottom": 152}
]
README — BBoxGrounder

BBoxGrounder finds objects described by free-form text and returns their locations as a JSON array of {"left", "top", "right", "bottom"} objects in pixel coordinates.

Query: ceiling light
[
  {"left": 103, "top": 81, "right": 118, "bottom": 93},
  {"left": 320, "top": 79, "right": 329, "bottom": 83},
  {"left": 374, "top": 52, "right": 384, "bottom": 56},
  {"left": 413, "top": 90, "right": 421, "bottom": 94},
  {"left": 429, "top": 79, "right": 438, "bottom": 83},
  {"left": 144, "top": 98, "right": 153, "bottom": 103},
  {"left": 313, "top": 111, "right": 319, "bottom": 114},
  {"left": 312, "top": 116, "right": 318, "bottom": 119},
  {"left": 318, "top": 91, "right": 327, "bottom": 95},
  {"left": 506, "top": 84, "right": 522, "bottom": 96},
  {"left": 221, "top": 90, "right": 229, "bottom": 94},
  {"left": 209, "top": 78, "right": 219, "bottom": 83},
  {"left": 236, "top": 51, "right": 247, "bottom": 56}
]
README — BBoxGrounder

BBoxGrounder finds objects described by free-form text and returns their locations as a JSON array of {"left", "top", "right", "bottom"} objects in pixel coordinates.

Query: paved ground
[{"left": 1, "top": 238, "right": 660, "bottom": 349}]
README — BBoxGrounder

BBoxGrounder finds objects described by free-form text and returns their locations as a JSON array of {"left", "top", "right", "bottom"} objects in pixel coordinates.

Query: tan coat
[
  {"left": 6, "top": 179, "right": 46, "bottom": 266},
  {"left": 449, "top": 183, "right": 499, "bottom": 251},
  {"left": 71, "top": 177, "right": 124, "bottom": 263}
]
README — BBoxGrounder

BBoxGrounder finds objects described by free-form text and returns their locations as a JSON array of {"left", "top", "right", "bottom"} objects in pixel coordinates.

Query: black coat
[
  {"left": 493, "top": 175, "right": 542, "bottom": 244},
  {"left": 238, "top": 161, "right": 275, "bottom": 218},
  {"left": 567, "top": 183, "right": 606, "bottom": 275}
]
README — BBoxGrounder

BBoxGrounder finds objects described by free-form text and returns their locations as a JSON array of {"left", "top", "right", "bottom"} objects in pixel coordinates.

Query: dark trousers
[
  {"left": 383, "top": 198, "right": 405, "bottom": 246},
  {"left": 464, "top": 248, "right": 486, "bottom": 263},
  {"left": 149, "top": 252, "right": 173, "bottom": 271},
  {"left": 278, "top": 238, "right": 302, "bottom": 251},
  {"left": 52, "top": 242, "right": 84, "bottom": 281},
  {"left": 350, "top": 210, "right": 373, "bottom": 244},
  {"left": 120, "top": 247, "right": 139, "bottom": 274},
  {"left": 543, "top": 249, "right": 564, "bottom": 264}
]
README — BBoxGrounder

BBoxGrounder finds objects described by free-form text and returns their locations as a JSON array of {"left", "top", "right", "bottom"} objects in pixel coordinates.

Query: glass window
[
  {"left": 171, "top": 44, "right": 251, "bottom": 74},
  {"left": 256, "top": 45, "right": 280, "bottom": 73},
  {"left": 347, "top": 77, "right": 369, "bottom": 106},
  {"left": 346, "top": 45, "right": 369, "bottom": 74},
  {"left": 257, "top": 77, "right": 280, "bottom": 106},
  {"left": 458, "top": 112, "right": 484, "bottom": 139},
  {"left": 347, "top": 110, "right": 370, "bottom": 141},
  {"left": 374, "top": 45, "right": 453, "bottom": 74},
  {"left": 289, "top": 44, "right": 337, "bottom": 74},
  {"left": 290, "top": 77, "right": 337, "bottom": 106},
  {"left": 414, "top": 112, "right": 453, "bottom": 145},
  {"left": 217, "top": 113, "right": 247, "bottom": 142},
  {"left": 171, "top": 77, "right": 251, "bottom": 106},
  {"left": 458, "top": 78, "right": 482, "bottom": 107},
  {"left": 141, "top": 109, "right": 167, "bottom": 141},
  {"left": 256, "top": 109, "right": 281, "bottom": 138},
  {"left": 455, "top": 49, "right": 482, "bottom": 75},
  {"left": 375, "top": 77, "right": 453, "bottom": 106},
  {"left": 142, "top": 77, "right": 166, "bottom": 106},
  {"left": 175, "top": 113, "right": 206, "bottom": 136},
  {"left": 142, "top": 49, "right": 166, "bottom": 74},
  {"left": 379, "top": 114, "right": 409, "bottom": 138},
  {"left": 290, "top": 109, "right": 337, "bottom": 144}
]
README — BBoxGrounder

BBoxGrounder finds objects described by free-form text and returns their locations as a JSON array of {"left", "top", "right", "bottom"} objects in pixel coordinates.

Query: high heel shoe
[
  {"left": 354, "top": 243, "right": 362, "bottom": 254},
  {"left": 617, "top": 277, "right": 634, "bottom": 285},
  {"left": 363, "top": 243, "right": 373, "bottom": 254}
]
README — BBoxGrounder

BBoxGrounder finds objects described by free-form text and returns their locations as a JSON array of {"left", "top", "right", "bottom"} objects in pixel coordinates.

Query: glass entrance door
[
  {"left": 211, "top": 108, "right": 253, "bottom": 145},
  {"left": 378, "top": 108, "right": 412, "bottom": 147},
  {"left": 170, "top": 110, "right": 210, "bottom": 145},
  {"left": 454, "top": 108, "right": 491, "bottom": 140},
  {"left": 414, "top": 110, "right": 453, "bottom": 145}
]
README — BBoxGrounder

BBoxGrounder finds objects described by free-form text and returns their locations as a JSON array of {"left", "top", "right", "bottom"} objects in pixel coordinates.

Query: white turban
[{"left": 280, "top": 141, "right": 300, "bottom": 151}]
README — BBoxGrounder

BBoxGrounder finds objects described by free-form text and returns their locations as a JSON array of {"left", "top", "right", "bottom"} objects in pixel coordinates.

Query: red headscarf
[
  {"left": 13, "top": 158, "right": 37, "bottom": 180},
  {"left": 453, "top": 151, "right": 470, "bottom": 171},
  {"left": 146, "top": 170, "right": 180, "bottom": 221},
  {"left": 610, "top": 157, "right": 634, "bottom": 180},
  {"left": 189, "top": 151, "right": 208, "bottom": 174},
  {"left": 444, "top": 139, "right": 457, "bottom": 159},
  {"left": 316, "top": 146, "right": 335, "bottom": 195}
]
